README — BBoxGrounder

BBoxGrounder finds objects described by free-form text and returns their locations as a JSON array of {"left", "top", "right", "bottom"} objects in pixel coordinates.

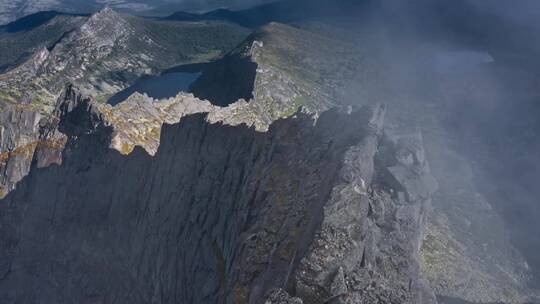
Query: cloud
[{"left": 469, "top": 0, "right": 540, "bottom": 27}]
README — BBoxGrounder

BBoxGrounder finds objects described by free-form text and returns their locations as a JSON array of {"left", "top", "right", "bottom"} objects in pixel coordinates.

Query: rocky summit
[{"left": 1, "top": 1, "right": 540, "bottom": 304}]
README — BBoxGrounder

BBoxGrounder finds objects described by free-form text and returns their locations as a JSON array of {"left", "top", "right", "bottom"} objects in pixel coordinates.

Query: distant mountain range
[
  {"left": 0, "top": 7, "right": 250, "bottom": 103},
  {"left": 0, "top": 0, "right": 275, "bottom": 25}
]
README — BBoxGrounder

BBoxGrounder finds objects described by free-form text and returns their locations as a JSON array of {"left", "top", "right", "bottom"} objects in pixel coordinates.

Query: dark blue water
[{"left": 108, "top": 72, "right": 201, "bottom": 105}]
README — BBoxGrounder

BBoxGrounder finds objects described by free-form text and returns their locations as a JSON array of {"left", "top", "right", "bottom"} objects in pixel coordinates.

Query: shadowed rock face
[
  {"left": 0, "top": 92, "right": 437, "bottom": 304},
  {"left": 189, "top": 52, "right": 258, "bottom": 107},
  {"left": 0, "top": 109, "right": 42, "bottom": 196}
]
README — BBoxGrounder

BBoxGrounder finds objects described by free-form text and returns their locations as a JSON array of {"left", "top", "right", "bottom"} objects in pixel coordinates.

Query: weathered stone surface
[
  {"left": 0, "top": 99, "right": 437, "bottom": 304},
  {"left": 0, "top": 109, "right": 41, "bottom": 197},
  {"left": 0, "top": 84, "right": 101, "bottom": 198},
  {"left": 265, "top": 289, "right": 303, "bottom": 304},
  {"left": 292, "top": 108, "right": 437, "bottom": 304}
]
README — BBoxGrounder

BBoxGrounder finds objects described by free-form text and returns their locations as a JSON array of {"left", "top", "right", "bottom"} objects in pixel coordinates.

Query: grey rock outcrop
[
  {"left": 265, "top": 289, "right": 303, "bottom": 304},
  {"left": 291, "top": 113, "right": 437, "bottom": 304},
  {"left": 0, "top": 94, "right": 437, "bottom": 303},
  {"left": 0, "top": 109, "right": 42, "bottom": 197},
  {"left": 0, "top": 85, "right": 98, "bottom": 198}
]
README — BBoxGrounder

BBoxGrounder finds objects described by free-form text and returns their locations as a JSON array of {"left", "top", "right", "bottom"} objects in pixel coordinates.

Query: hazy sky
[
  {"left": 2, "top": 0, "right": 540, "bottom": 25},
  {"left": 470, "top": 0, "right": 540, "bottom": 28}
]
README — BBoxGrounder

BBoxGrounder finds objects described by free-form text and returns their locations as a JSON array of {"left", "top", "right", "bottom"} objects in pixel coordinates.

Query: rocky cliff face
[
  {"left": 0, "top": 85, "right": 96, "bottom": 197},
  {"left": 0, "top": 8, "right": 250, "bottom": 198},
  {"left": 0, "top": 88, "right": 437, "bottom": 304},
  {"left": 0, "top": 108, "right": 42, "bottom": 197},
  {"left": 0, "top": 100, "right": 68, "bottom": 197}
]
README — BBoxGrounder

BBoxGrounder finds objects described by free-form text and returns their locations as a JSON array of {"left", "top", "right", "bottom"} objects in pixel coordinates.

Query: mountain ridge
[
  {"left": 0, "top": 10, "right": 88, "bottom": 33},
  {"left": 1, "top": 2, "right": 540, "bottom": 303},
  {"left": 0, "top": 86, "right": 439, "bottom": 303},
  {"left": 0, "top": 7, "right": 250, "bottom": 107}
]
